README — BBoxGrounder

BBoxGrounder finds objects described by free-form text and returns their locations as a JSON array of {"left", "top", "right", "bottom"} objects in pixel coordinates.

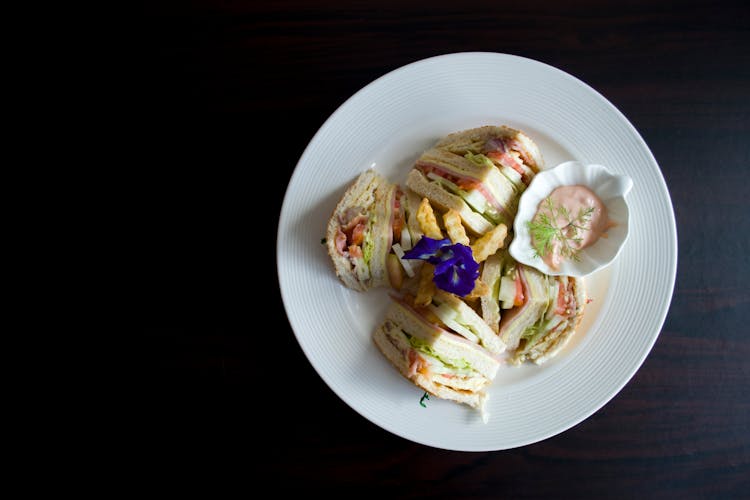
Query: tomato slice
[
  {"left": 488, "top": 150, "right": 525, "bottom": 177},
  {"left": 407, "top": 350, "right": 424, "bottom": 378},
  {"left": 514, "top": 272, "right": 525, "bottom": 306},
  {"left": 456, "top": 178, "right": 482, "bottom": 191},
  {"left": 350, "top": 223, "right": 365, "bottom": 246},
  {"left": 417, "top": 162, "right": 504, "bottom": 212},
  {"left": 392, "top": 215, "right": 404, "bottom": 242}
]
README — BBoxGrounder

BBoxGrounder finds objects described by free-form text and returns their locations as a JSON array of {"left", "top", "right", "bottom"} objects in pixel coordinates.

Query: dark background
[{"left": 139, "top": 0, "right": 749, "bottom": 495}]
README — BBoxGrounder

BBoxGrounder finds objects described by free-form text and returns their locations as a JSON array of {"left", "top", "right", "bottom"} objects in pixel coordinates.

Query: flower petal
[
  {"left": 448, "top": 243, "right": 474, "bottom": 263},
  {"left": 433, "top": 255, "right": 459, "bottom": 275},
  {"left": 403, "top": 237, "right": 452, "bottom": 260},
  {"left": 433, "top": 265, "right": 477, "bottom": 296},
  {"left": 401, "top": 237, "right": 479, "bottom": 297}
]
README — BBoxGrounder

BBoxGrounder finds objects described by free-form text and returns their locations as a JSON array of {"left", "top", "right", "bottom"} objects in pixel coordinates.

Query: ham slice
[
  {"left": 416, "top": 161, "right": 512, "bottom": 220},
  {"left": 334, "top": 228, "right": 347, "bottom": 255},
  {"left": 335, "top": 214, "right": 368, "bottom": 256},
  {"left": 507, "top": 138, "right": 535, "bottom": 167}
]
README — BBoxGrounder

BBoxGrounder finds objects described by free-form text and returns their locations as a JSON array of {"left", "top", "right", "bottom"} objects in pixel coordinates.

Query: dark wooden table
[{"left": 139, "top": 1, "right": 749, "bottom": 495}]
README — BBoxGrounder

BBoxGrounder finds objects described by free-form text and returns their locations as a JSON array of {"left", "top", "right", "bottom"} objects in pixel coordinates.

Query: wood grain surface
[{"left": 137, "top": 0, "right": 749, "bottom": 495}]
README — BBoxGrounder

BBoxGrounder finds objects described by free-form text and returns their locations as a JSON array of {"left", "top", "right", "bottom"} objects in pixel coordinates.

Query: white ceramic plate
[{"left": 277, "top": 53, "right": 677, "bottom": 451}]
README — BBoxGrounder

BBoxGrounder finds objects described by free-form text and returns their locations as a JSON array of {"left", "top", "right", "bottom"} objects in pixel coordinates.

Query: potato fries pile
[{"left": 413, "top": 198, "right": 508, "bottom": 301}]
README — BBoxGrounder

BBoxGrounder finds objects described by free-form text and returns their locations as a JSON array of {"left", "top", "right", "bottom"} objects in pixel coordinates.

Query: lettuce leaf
[
  {"left": 406, "top": 333, "right": 474, "bottom": 372},
  {"left": 464, "top": 152, "right": 496, "bottom": 169},
  {"left": 361, "top": 218, "right": 375, "bottom": 265}
]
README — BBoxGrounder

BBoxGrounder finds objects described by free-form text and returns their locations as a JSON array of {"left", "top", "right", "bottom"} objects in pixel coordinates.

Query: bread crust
[
  {"left": 434, "top": 125, "right": 544, "bottom": 172},
  {"left": 480, "top": 253, "right": 503, "bottom": 333},
  {"left": 369, "top": 181, "right": 396, "bottom": 288}
]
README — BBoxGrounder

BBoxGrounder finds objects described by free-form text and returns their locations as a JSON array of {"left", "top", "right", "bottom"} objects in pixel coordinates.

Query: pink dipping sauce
[{"left": 532, "top": 185, "right": 611, "bottom": 270}]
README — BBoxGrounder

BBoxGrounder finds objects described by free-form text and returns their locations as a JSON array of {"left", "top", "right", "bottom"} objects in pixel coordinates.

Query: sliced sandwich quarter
[
  {"left": 373, "top": 297, "right": 502, "bottom": 421},
  {"left": 326, "top": 170, "right": 423, "bottom": 291},
  {"left": 496, "top": 261, "right": 586, "bottom": 364},
  {"left": 434, "top": 125, "right": 544, "bottom": 186},
  {"left": 514, "top": 274, "right": 586, "bottom": 364}
]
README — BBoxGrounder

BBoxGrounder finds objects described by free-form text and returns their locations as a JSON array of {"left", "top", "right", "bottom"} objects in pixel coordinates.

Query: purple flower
[{"left": 402, "top": 237, "right": 479, "bottom": 297}]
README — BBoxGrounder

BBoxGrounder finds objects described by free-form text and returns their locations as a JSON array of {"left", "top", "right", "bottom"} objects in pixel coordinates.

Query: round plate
[{"left": 277, "top": 53, "right": 677, "bottom": 451}]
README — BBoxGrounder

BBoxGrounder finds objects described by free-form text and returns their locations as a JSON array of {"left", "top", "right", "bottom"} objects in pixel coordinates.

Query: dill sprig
[
  {"left": 419, "top": 392, "right": 430, "bottom": 408},
  {"left": 526, "top": 197, "right": 594, "bottom": 262}
]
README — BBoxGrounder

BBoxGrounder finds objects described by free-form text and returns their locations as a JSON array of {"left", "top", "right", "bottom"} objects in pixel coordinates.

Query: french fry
[
  {"left": 417, "top": 198, "right": 443, "bottom": 239},
  {"left": 386, "top": 254, "right": 404, "bottom": 290},
  {"left": 421, "top": 307, "right": 441, "bottom": 325},
  {"left": 471, "top": 223, "right": 508, "bottom": 263},
  {"left": 443, "top": 209, "right": 470, "bottom": 246},
  {"left": 414, "top": 263, "right": 436, "bottom": 307},
  {"left": 465, "top": 278, "right": 490, "bottom": 299},
  {"left": 463, "top": 295, "right": 481, "bottom": 310}
]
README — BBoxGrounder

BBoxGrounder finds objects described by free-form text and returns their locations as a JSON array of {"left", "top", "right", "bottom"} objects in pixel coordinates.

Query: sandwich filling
[
  {"left": 482, "top": 136, "right": 536, "bottom": 186},
  {"left": 415, "top": 160, "right": 513, "bottom": 225},
  {"left": 425, "top": 291, "right": 506, "bottom": 355},
  {"left": 379, "top": 319, "right": 491, "bottom": 392},
  {"left": 465, "top": 152, "right": 526, "bottom": 193},
  {"left": 334, "top": 206, "right": 381, "bottom": 284}
]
